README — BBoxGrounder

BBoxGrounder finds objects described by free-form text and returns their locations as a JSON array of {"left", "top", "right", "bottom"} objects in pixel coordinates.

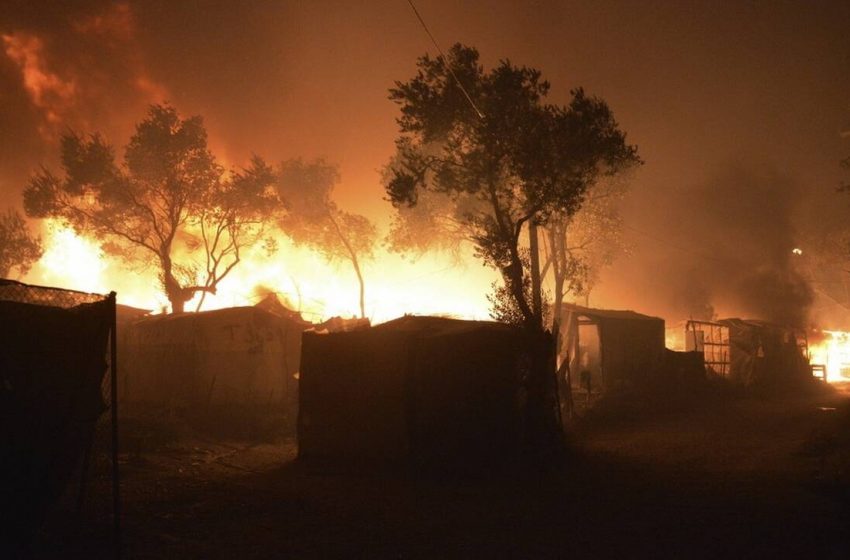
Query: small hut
[
  {"left": 298, "top": 316, "right": 559, "bottom": 471},
  {"left": 120, "top": 299, "right": 309, "bottom": 419},
  {"left": 559, "top": 304, "right": 666, "bottom": 393}
]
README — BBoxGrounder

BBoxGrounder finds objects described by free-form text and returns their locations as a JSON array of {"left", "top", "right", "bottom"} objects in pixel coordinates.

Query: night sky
[{"left": 2, "top": 0, "right": 848, "bottom": 323}]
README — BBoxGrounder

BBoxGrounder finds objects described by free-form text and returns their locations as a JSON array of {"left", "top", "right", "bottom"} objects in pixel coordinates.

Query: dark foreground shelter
[
  {"left": 0, "top": 279, "right": 117, "bottom": 550},
  {"left": 298, "top": 316, "right": 560, "bottom": 471},
  {"left": 120, "top": 300, "right": 309, "bottom": 425},
  {"left": 559, "top": 304, "right": 666, "bottom": 393}
]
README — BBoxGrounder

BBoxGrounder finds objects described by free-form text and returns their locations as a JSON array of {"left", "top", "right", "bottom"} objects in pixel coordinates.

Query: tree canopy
[
  {"left": 24, "top": 104, "right": 278, "bottom": 312},
  {"left": 276, "top": 158, "right": 377, "bottom": 318},
  {"left": 0, "top": 209, "right": 43, "bottom": 278},
  {"left": 385, "top": 44, "right": 640, "bottom": 330}
]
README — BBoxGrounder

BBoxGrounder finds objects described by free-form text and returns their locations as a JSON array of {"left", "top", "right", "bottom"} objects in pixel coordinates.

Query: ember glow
[
  {"left": 23, "top": 224, "right": 496, "bottom": 323},
  {"left": 808, "top": 330, "right": 850, "bottom": 383}
]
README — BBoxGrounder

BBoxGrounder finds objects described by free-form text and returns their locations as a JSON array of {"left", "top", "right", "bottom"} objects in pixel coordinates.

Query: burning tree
[
  {"left": 386, "top": 44, "right": 640, "bottom": 331},
  {"left": 0, "top": 209, "right": 43, "bottom": 278},
  {"left": 276, "top": 158, "right": 377, "bottom": 319},
  {"left": 23, "top": 104, "right": 278, "bottom": 313}
]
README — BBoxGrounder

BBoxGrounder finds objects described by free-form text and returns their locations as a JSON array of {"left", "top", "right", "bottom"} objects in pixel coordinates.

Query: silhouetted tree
[
  {"left": 276, "top": 158, "right": 376, "bottom": 318},
  {"left": 386, "top": 44, "right": 640, "bottom": 330},
  {"left": 24, "top": 104, "right": 277, "bottom": 312},
  {"left": 0, "top": 209, "right": 42, "bottom": 278},
  {"left": 542, "top": 174, "right": 634, "bottom": 327}
]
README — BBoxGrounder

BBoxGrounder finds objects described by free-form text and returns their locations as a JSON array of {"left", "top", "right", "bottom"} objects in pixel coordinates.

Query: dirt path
[{"left": 34, "top": 388, "right": 850, "bottom": 559}]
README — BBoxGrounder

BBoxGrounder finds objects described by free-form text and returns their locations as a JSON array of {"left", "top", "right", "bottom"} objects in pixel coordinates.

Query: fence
[{"left": 0, "top": 278, "right": 119, "bottom": 556}]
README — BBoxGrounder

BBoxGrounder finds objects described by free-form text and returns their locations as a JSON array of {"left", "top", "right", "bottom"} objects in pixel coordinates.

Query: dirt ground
[{"left": 31, "top": 383, "right": 850, "bottom": 559}]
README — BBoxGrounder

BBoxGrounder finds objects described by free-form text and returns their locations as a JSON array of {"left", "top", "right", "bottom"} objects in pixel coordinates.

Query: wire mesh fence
[{"left": 0, "top": 278, "right": 109, "bottom": 308}]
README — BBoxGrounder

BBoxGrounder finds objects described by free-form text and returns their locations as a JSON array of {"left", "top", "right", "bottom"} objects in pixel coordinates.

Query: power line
[{"left": 405, "top": 0, "right": 485, "bottom": 120}]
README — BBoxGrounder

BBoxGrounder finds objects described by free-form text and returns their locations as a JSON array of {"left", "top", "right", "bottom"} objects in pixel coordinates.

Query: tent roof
[
  {"left": 373, "top": 315, "right": 520, "bottom": 336},
  {"left": 131, "top": 304, "right": 307, "bottom": 328},
  {"left": 561, "top": 303, "right": 663, "bottom": 323},
  {"left": 116, "top": 303, "right": 151, "bottom": 323}
]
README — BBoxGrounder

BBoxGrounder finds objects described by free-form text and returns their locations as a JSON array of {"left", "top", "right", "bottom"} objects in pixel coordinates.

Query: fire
[
  {"left": 24, "top": 220, "right": 168, "bottom": 311},
  {"left": 34, "top": 220, "right": 105, "bottom": 292},
  {"left": 24, "top": 222, "right": 497, "bottom": 323},
  {"left": 808, "top": 330, "right": 850, "bottom": 383}
]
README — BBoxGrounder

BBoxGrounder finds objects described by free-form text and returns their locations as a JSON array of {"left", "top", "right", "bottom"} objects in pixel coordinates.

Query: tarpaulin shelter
[
  {"left": 717, "top": 318, "right": 811, "bottom": 388},
  {"left": 0, "top": 279, "right": 118, "bottom": 551},
  {"left": 559, "top": 304, "right": 666, "bottom": 393},
  {"left": 298, "top": 316, "right": 560, "bottom": 471},
  {"left": 119, "top": 299, "right": 309, "bottom": 418},
  {"left": 682, "top": 318, "right": 812, "bottom": 388}
]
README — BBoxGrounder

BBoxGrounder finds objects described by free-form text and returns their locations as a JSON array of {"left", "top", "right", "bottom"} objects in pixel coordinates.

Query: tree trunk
[
  {"left": 326, "top": 209, "right": 367, "bottom": 319},
  {"left": 552, "top": 225, "right": 567, "bottom": 329},
  {"left": 352, "top": 254, "right": 366, "bottom": 319},
  {"left": 161, "top": 255, "right": 190, "bottom": 314},
  {"left": 529, "top": 221, "right": 543, "bottom": 329},
  {"left": 170, "top": 296, "right": 185, "bottom": 314},
  {"left": 504, "top": 255, "right": 536, "bottom": 330}
]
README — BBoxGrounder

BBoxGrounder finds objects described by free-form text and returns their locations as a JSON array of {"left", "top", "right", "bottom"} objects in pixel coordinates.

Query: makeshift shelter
[
  {"left": 0, "top": 279, "right": 118, "bottom": 549},
  {"left": 683, "top": 319, "right": 812, "bottom": 387},
  {"left": 559, "top": 304, "right": 666, "bottom": 393},
  {"left": 718, "top": 318, "right": 811, "bottom": 388},
  {"left": 683, "top": 319, "right": 731, "bottom": 376},
  {"left": 298, "top": 316, "right": 560, "bottom": 471},
  {"left": 119, "top": 300, "right": 308, "bottom": 416}
]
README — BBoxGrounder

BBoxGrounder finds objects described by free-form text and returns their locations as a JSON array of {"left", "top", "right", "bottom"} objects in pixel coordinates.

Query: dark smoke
[{"left": 613, "top": 162, "right": 814, "bottom": 327}]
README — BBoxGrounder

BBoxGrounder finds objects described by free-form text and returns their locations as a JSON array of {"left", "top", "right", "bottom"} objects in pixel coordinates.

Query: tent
[
  {"left": 298, "top": 316, "right": 560, "bottom": 471},
  {"left": 559, "top": 304, "right": 666, "bottom": 393},
  {"left": 119, "top": 300, "right": 308, "bottom": 418}
]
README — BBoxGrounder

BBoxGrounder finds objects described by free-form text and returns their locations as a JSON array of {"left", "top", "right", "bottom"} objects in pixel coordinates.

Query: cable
[{"left": 405, "top": 0, "right": 485, "bottom": 119}]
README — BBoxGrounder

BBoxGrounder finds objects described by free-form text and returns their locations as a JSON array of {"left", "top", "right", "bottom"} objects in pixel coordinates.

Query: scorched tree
[{"left": 23, "top": 104, "right": 278, "bottom": 312}]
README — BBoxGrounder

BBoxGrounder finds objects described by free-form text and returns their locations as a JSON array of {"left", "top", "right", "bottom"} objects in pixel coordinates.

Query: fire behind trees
[
  {"left": 17, "top": 44, "right": 642, "bottom": 326},
  {"left": 384, "top": 44, "right": 641, "bottom": 331},
  {"left": 20, "top": 105, "right": 377, "bottom": 315},
  {"left": 275, "top": 158, "right": 377, "bottom": 319},
  {"left": 23, "top": 104, "right": 279, "bottom": 313}
]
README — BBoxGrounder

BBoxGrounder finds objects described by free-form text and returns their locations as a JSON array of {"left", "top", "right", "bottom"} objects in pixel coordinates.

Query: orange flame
[
  {"left": 808, "top": 330, "right": 850, "bottom": 383},
  {"left": 24, "top": 223, "right": 497, "bottom": 323}
]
